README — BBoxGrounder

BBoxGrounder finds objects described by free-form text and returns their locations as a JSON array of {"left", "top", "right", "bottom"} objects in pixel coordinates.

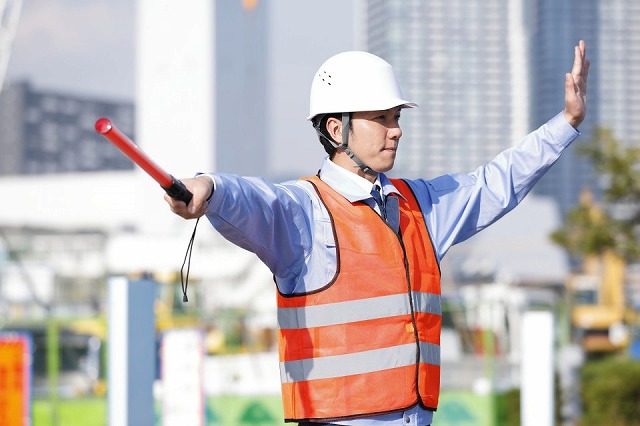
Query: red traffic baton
[{"left": 95, "top": 118, "right": 193, "bottom": 205}]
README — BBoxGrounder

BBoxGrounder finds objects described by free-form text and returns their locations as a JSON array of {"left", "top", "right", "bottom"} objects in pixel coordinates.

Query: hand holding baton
[{"left": 94, "top": 118, "right": 193, "bottom": 205}]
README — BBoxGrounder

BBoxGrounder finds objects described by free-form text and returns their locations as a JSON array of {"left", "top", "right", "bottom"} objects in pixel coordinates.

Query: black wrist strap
[{"left": 180, "top": 217, "right": 200, "bottom": 302}]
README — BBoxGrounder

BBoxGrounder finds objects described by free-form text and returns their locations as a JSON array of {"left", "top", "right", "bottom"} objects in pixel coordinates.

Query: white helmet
[{"left": 307, "top": 51, "right": 417, "bottom": 120}]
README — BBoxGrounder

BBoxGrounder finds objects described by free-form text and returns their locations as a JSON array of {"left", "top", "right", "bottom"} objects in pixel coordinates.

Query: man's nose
[{"left": 389, "top": 125, "right": 402, "bottom": 139}]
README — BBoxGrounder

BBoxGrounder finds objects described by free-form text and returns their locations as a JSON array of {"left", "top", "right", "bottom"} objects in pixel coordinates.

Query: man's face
[{"left": 348, "top": 107, "right": 403, "bottom": 173}]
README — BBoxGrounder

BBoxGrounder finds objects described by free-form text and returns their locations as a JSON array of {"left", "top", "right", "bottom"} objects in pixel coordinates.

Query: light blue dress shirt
[{"left": 204, "top": 112, "right": 579, "bottom": 426}]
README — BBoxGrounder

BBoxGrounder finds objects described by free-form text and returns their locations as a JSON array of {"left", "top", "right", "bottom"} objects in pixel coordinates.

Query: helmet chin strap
[
  {"left": 338, "top": 112, "right": 378, "bottom": 177},
  {"left": 314, "top": 113, "right": 378, "bottom": 177}
]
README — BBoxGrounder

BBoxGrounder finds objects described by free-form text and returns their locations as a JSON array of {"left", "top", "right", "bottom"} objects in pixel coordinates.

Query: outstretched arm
[{"left": 563, "top": 40, "right": 590, "bottom": 128}]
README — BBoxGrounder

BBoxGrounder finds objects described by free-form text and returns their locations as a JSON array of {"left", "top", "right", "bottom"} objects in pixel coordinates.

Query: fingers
[
  {"left": 164, "top": 193, "right": 190, "bottom": 217},
  {"left": 583, "top": 57, "right": 590, "bottom": 87},
  {"left": 165, "top": 197, "right": 207, "bottom": 219},
  {"left": 579, "top": 39, "right": 586, "bottom": 62},
  {"left": 565, "top": 70, "right": 581, "bottom": 98},
  {"left": 563, "top": 40, "right": 588, "bottom": 128},
  {"left": 569, "top": 40, "right": 589, "bottom": 97},
  {"left": 163, "top": 177, "right": 212, "bottom": 219},
  {"left": 571, "top": 42, "right": 584, "bottom": 78},
  {"left": 572, "top": 40, "right": 589, "bottom": 81},
  {"left": 565, "top": 73, "right": 576, "bottom": 101}
]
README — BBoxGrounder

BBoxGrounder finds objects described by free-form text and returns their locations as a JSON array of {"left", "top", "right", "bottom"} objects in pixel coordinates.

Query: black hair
[{"left": 312, "top": 112, "right": 352, "bottom": 158}]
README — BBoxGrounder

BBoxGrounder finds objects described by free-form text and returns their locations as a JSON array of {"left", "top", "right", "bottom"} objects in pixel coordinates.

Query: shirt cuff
[
  {"left": 194, "top": 172, "right": 216, "bottom": 202},
  {"left": 547, "top": 111, "right": 581, "bottom": 148}
]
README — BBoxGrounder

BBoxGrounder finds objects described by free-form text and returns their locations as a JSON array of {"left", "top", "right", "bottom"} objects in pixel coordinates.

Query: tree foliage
[{"left": 551, "top": 128, "right": 640, "bottom": 261}]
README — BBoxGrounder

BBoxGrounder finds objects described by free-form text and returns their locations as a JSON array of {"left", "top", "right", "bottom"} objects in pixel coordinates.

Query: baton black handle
[{"left": 163, "top": 176, "right": 194, "bottom": 205}]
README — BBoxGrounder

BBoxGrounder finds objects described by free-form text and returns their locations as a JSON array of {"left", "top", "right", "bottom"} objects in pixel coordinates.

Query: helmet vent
[{"left": 319, "top": 70, "right": 332, "bottom": 85}]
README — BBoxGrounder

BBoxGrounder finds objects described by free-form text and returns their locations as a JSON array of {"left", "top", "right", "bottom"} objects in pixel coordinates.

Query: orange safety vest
[{"left": 276, "top": 176, "right": 442, "bottom": 423}]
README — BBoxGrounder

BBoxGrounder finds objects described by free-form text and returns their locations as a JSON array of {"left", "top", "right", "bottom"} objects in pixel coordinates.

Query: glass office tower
[{"left": 365, "top": 0, "right": 527, "bottom": 180}]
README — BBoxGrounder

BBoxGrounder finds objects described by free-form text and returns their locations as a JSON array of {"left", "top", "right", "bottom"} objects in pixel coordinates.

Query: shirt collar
[{"left": 318, "top": 157, "right": 403, "bottom": 203}]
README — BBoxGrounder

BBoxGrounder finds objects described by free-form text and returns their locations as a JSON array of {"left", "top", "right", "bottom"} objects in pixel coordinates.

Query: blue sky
[{"left": 6, "top": 0, "right": 136, "bottom": 100}]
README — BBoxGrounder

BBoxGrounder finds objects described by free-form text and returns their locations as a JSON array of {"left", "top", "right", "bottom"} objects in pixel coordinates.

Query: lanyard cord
[
  {"left": 180, "top": 217, "right": 200, "bottom": 302},
  {"left": 179, "top": 178, "right": 214, "bottom": 303}
]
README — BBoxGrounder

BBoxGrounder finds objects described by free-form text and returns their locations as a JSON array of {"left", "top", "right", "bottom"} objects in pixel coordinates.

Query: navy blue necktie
[{"left": 370, "top": 185, "right": 387, "bottom": 219}]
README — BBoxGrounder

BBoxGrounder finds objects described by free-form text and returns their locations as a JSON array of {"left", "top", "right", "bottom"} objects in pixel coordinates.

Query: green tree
[{"left": 551, "top": 128, "right": 640, "bottom": 261}]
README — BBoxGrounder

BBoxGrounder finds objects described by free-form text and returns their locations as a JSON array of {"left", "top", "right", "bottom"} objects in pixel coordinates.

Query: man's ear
[{"left": 326, "top": 116, "right": 343, "bottom": 145}]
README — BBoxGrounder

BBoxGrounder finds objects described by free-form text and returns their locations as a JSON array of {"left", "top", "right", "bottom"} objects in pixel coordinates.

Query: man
[{"left": 166, "top": 41, "right": 589, "bottom": 426}]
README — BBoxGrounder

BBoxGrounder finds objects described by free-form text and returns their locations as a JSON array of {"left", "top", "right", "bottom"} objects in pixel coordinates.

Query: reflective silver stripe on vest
[
  {"left": 278, "top": 293, "right": 412, "bottom": 330},
  {"left": 413, "top": 292, "right": 442, "bottom": 315},
  {"left": 280, "top": 343, "right": 417, "bottom": 383},
  {"left": 419, "top": 341, "right": 441, "bottom": 366},
  {"left": 280, "top": 341, "right": 441, "bottom": 383}
]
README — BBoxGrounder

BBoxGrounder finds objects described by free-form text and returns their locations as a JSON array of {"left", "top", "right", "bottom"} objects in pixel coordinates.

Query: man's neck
[{"left": 332, "top": 153, "right": 377, "bottom": 183}]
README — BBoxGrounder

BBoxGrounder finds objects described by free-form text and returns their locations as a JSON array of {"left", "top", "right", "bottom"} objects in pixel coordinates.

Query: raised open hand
[{"left": 563, "top": 40, "right": 590, "bottom": 128}]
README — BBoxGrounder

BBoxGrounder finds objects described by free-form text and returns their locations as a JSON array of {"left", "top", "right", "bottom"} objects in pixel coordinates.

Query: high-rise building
[
  {"left": 0, "top": 81, "right": 135, "bottom": 176},
  {"left": 136, "top": 0, "right": 268, "bottom": 179},
  {"left": 527, "top": 0, "right": 599, "bottom": 214},
  {"left": 364, "top": 0, "right": 529, "bottom": 180},
  {"left": 597, "top": 1, "right": 640, "bottom": 147},
  {"left": 531, "top": 0, "right": 640, "bottom": 214},
  {"left": 364, "top": 0, "right": 640, "bottom": 216}
]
